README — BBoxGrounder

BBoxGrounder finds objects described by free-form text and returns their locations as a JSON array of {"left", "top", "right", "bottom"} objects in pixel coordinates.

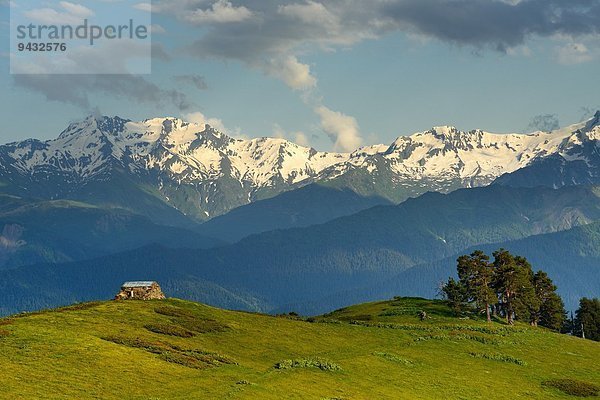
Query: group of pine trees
[{"left": 441, "top": 249, "right": 566, "bottom": 331}]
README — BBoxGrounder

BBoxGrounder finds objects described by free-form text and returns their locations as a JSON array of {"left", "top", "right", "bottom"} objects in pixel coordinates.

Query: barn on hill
[{"left": 115, "top": 281, "right": 165, "bottom": 300}]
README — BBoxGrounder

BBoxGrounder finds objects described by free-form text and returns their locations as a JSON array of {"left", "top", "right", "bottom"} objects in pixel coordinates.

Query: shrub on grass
[
  {"left": 274, "top": 358, "right": 342, "bottom": 371},
  {"left": 379, "top": 307, "right": 419, "bottom": 317},
  {"left": 315, "top": 319, "right": 342, "bottom": 324},
  {"left": 144, "top": 323, "right": 196, "bottom": 338},
  {"left": 373, "top": 352, "right": 413, "bottom": 365},
  {"left": 458, "top": 333, "right": 500, "bottom": 345},
  {"left": 159, "top": 350, "right": 234, "bottom": 369},
  {"left": 350, "top": 320, "right": 521, "bottom": 335},
  {"left": 53, "top": 302, "right": 103, "bottom": 313},
  {"left": 154, "top": 306, "right": 229, "bottom": 334},
  {"left": 181, "top": 318, "right": 229, "bottom": 334},
  {"left": 169, "top": 345, "right": 234, "bottom": 366},
  {"left": 412, "top": 333, "right": 501, "bottom": 345},
  {"left": 542, "top": 379, "right": 599, "bottom": 397},
  {"left": 414, "top": 334, "right": 451, "bottom": 342},
  {"left": 101, "top": 336, "right": 235, "bottom": 369},
  {"left": 338, "top": 314, "right": 372, "bottom": 322},
  {"left": 469, "top": 352, "right": 527, "bottom": 366},
  {"left": 102, "top": 336, "right": 168, "bottom": 354}
]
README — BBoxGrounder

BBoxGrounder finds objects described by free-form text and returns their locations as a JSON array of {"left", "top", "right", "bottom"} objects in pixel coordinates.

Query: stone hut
[{"left": 115, "top": 281, "right": 166, "bottom": 300}]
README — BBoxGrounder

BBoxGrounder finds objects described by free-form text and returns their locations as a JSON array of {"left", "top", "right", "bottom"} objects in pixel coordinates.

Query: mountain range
[
  {"left": 0, "top": 113, "right": 599, "bottom": 316},
  {"left": 2, "top": 112, "right": 598, "bottom": 224}
]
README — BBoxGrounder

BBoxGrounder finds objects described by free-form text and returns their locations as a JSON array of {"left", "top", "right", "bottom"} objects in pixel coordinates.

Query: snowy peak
[
  {"left": 58, "top": 115, "right": 130, "bottom": 139},
  {"left": 369, "top": 119, "right": 600, "bottom": 183},
  {"left": 41, "top": 115, "right": 347, "bottom": 187}
]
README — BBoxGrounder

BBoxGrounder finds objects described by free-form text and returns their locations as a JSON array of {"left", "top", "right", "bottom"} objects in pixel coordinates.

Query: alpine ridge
[{"left": 1, "top": 113, "right": 598, "bottom": 221}]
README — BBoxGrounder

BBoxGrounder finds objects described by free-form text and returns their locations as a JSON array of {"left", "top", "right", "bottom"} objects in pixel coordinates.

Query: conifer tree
[
  {"left": 441, "top": 277, "right": 468, "bottom": 315},
  {"left": 574, "top": 298, "right": 600, "bottom": 341},
  {"left": 457, "top": 251, "right": 496, "bottom": 322},
  {"left": 492, "top": 250, "right": 535, "bottom": 325},
  {"left": 530, "top": 271, "right": 566, "bottom": 330}
]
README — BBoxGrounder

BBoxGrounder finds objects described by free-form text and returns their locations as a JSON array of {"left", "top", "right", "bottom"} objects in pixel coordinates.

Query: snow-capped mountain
[
  {"left": 0, "top": 115, "right": 350, "bottom": 221},
  {"left": 495, "top": 111, "right": 600, "bottom": 188},
  {"left": 0, "top": 112, "right": 598, "bottom": 221},
  {"left": 319, "top": 112, "right": 600, "bottom": 201}
]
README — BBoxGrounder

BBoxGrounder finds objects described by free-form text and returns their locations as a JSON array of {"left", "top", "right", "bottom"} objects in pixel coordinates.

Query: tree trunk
[
  {"left": 506, "top": 305, "right": 514, "bottom": 325},
  {"left": 486, "top": 302, "right": 491, "bottom": 323}
]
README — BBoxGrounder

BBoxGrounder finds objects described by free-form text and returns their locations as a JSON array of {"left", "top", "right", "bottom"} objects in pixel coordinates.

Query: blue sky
[{"left": 1, "top": 0, "right": 599, "bottom": 151}]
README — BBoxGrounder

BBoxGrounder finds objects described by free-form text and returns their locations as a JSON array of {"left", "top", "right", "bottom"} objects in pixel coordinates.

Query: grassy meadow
[{"left": 0, "top": 297, "right": 598, "bottom": 399}]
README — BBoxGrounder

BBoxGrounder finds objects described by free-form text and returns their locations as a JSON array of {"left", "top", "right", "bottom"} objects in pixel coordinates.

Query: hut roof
[{"left": 122, "top": 281, "right": 156, "bottom": 288}]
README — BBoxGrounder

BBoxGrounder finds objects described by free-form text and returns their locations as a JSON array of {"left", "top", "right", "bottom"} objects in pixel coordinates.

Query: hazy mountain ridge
[
  {"left": 199, "top": 184, "right": 392, "bottom": 242},
  {"left": 0, "top": 195, "right": 223, "bottom": 269},
  {"left": 2, "top": 184, "right": 599, "bottom": 315}
]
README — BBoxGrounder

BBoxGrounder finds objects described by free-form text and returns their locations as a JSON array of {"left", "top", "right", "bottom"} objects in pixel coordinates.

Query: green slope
[{"left": 0, "top": 298, "right": 598, "bottom": 400}]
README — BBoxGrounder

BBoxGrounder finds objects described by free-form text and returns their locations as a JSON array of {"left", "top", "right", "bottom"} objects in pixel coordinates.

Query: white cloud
[
  {"left": 183, "top": 111, "right": 228, "bottom": 133},
  {"left": 315, "top": 106, "right": 362, "bottom": 152},
  {"left": 13, "top": 73, "right": 193, "bottom": 111},
  {"left": 24, "top": 8, "right": 79, "bottom": 25},
  {"left": 59, "top": 1, "right": 93, "bottom": 17},
  {"left": 24, "top": 2, "right": 94, "bottom": 25},
  {"left": 150, "top": 24, "right": 166, "bottom": 34},
  {"left": 262, "top": 56, "right": 317, "bottom": 91},
  {"left": 556, "top": 43, "right": 594, "bottom": 65},
  {"left": 272, "top": 123, "right": 311, "bottom": 147},
  {"left": 294, "top": 132, "right": 310, "bottom": 147},
  {"left": 272, "top": 123, "right": 286, "bottom": 139},
  {"left": 185, "top": 0, "right": 253, "bottom": 24},
  {"left": 11, "top": 38, "right": 151, "bottom": 75},
  {"left": 133, "top": 2, "right": 152, "bottom": 12},
  {"left": 278, "top": 1, "right": 339, "bottom": 29}
]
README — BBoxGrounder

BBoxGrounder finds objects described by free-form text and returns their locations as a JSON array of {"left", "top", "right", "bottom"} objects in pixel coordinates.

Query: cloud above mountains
[
  {"left": 153, "top": 0, "right": 600, "bottom": 89},
  {"left": 382, "top": 0, "right": 600, "bottom": 51},
  {"left": 13, "top": 75, "right": 194, "bottom": 111},
  {"left": 315, "top": 106, "right": 363, "bottom": 152},
  {"left": 9, "top": 0, "right": 600, "bottom": 149},
  {"left": 148, "top": 0, "right": 600, "bottom": 148}
]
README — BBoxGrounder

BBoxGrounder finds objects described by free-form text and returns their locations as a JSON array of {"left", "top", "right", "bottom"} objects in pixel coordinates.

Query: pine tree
[
  {"left": 492, "top": 250, "right": 535, "bottom": 325},
  {"left": 530, "top": 271, "right": 566, "bottom": 330},
  {"left": 441, "top": 278, "right": 468, "bottom": 316},
  {"left": 457, "top": 251, "right": 496, "bottom": 322},
  {"left": 573, "top": 298, "right": 600, "bottom": 341}
]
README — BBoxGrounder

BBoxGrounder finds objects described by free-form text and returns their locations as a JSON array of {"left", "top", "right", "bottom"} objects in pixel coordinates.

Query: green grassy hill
[{"left": 0, "top": 297, "right": 598, "bottom": 399}]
